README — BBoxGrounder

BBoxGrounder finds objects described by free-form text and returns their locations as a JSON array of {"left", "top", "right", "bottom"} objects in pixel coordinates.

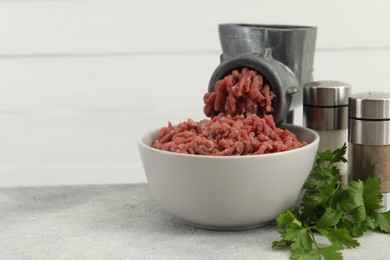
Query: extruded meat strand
[{"left": 204, "top": 67, "right": 275, "bottom": 118}]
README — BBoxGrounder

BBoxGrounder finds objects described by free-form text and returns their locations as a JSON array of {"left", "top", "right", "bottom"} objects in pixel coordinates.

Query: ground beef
[
  {"left": 152, "top": 114, "right": 306, "bottom": 156},
  {"left": 203, "top": 67, "right": 276, "bottom": 118}
]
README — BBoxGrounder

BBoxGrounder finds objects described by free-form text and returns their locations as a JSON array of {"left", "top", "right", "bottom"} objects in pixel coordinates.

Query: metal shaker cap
[
  {"left": 348, "top": 92, "right": 390, "bottom": 145},
  {"left": 303, "top": 81, "right": 351, "bottom": 107},
  {"left": 303, "top": 81, "right": 351, "bottom": 130},
  {"left": 349, "top": 92, "right": 390, "bottom": 120}
]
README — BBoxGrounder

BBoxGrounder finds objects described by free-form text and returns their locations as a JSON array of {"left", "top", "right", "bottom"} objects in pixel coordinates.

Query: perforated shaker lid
[
  {"left": 304, "top": 81, "right": 351, "bottom": 107},
  {"left": 349, "top": 92, "right": 390, "bottom": 120}
]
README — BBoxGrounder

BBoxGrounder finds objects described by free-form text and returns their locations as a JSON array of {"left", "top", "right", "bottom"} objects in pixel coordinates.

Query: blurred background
[{"left": 1, "top": 0, "right": 390, "bottom": 186}]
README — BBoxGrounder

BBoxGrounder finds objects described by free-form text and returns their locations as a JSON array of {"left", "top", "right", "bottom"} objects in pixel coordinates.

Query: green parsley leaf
[
  {"left": 371, "top": 211, "right": 390, "bottom": 232},
  {"left": 276, "top": 210, "right": 299, "bottom": 227},
  {"left": 272, "top": 143, "right": 390, "bottom": 259},
  {"left": 316, "top": 227, "right": 359, "bottom": 249},
  {"left": 315, "top": 208, "right": 343, "bottom": 228},
  {"left": 317, "top": 245, "right": 343, "bottom": 260},
  {"left": 363, "top": 177, "right": 383, "bottom": 210},
  {"left": 348, "top": 180, "right": 367, "bottom": 222},
  {"left": 291, "top": 248, "right": 321, "bottom": 260}
]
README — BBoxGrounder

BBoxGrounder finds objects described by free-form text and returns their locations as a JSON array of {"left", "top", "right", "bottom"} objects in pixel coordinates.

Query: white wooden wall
[{"left": 1, "top": 0, "right": 390, "bottom": 186}]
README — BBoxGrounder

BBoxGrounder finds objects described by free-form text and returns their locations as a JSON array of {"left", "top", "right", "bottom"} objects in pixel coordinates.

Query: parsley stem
[
  {"left": 308, "top": 227, "right": 320, "bottom": 250},
  {"left": 340, "top": 180, "right": 349, "bottom": 190}
]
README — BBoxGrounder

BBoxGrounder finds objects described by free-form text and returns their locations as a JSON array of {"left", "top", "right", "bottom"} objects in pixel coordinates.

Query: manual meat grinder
[{"left": 208, "top": 24, "right": 317, "bottom": 125}]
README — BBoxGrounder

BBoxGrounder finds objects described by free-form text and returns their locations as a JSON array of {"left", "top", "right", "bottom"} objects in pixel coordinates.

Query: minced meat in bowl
[{"left": 153, "top": 114, "right": 306, "bottom": 156}]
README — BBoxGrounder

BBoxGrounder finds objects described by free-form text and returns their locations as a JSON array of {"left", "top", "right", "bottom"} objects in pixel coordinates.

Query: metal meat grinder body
[{"left": 208, "top": 24, "right": 317, "bottom": 125}]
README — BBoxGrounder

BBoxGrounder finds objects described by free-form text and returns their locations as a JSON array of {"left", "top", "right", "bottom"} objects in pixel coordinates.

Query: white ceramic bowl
[{"left": 138, "top": 124, "right": 319, "bottom": 230}]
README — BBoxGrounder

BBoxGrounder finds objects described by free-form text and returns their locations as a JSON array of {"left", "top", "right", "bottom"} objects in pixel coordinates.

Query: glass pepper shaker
[{"left": 348, "top": 92, "right": 390, "bottom": 212}]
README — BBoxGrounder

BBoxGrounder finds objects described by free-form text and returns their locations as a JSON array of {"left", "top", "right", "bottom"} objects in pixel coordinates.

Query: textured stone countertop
[{"left": 1, "top": 183, "right": 390, "bottom": 260}]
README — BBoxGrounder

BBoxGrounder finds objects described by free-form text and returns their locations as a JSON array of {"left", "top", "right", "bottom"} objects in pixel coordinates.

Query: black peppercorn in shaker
[{"left": 348, "top": 92, "right": 390, "bottom": 212}]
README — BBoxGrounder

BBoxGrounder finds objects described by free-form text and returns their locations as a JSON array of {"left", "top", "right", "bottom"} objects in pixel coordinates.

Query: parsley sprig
[{"left": 272, "top": 144, "right": 390, "bottom": 259}]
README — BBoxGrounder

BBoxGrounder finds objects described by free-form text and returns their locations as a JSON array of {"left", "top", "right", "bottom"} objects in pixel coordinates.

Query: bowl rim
[{"left": 138, "top": 123, "right": 320, "bottom": 160}]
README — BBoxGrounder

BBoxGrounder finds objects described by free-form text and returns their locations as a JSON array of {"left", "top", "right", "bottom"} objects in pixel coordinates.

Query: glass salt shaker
[
  {"left": 349, "top": 92, "right": 390, "bottom": 212},
  {"left": 303, "top": 81, "right": 351, "bottom": 182}
]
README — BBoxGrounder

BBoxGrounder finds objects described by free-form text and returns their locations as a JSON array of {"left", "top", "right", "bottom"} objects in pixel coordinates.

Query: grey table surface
[{"left": 1, "top": 183, "right": 390, "bottom": 260}]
